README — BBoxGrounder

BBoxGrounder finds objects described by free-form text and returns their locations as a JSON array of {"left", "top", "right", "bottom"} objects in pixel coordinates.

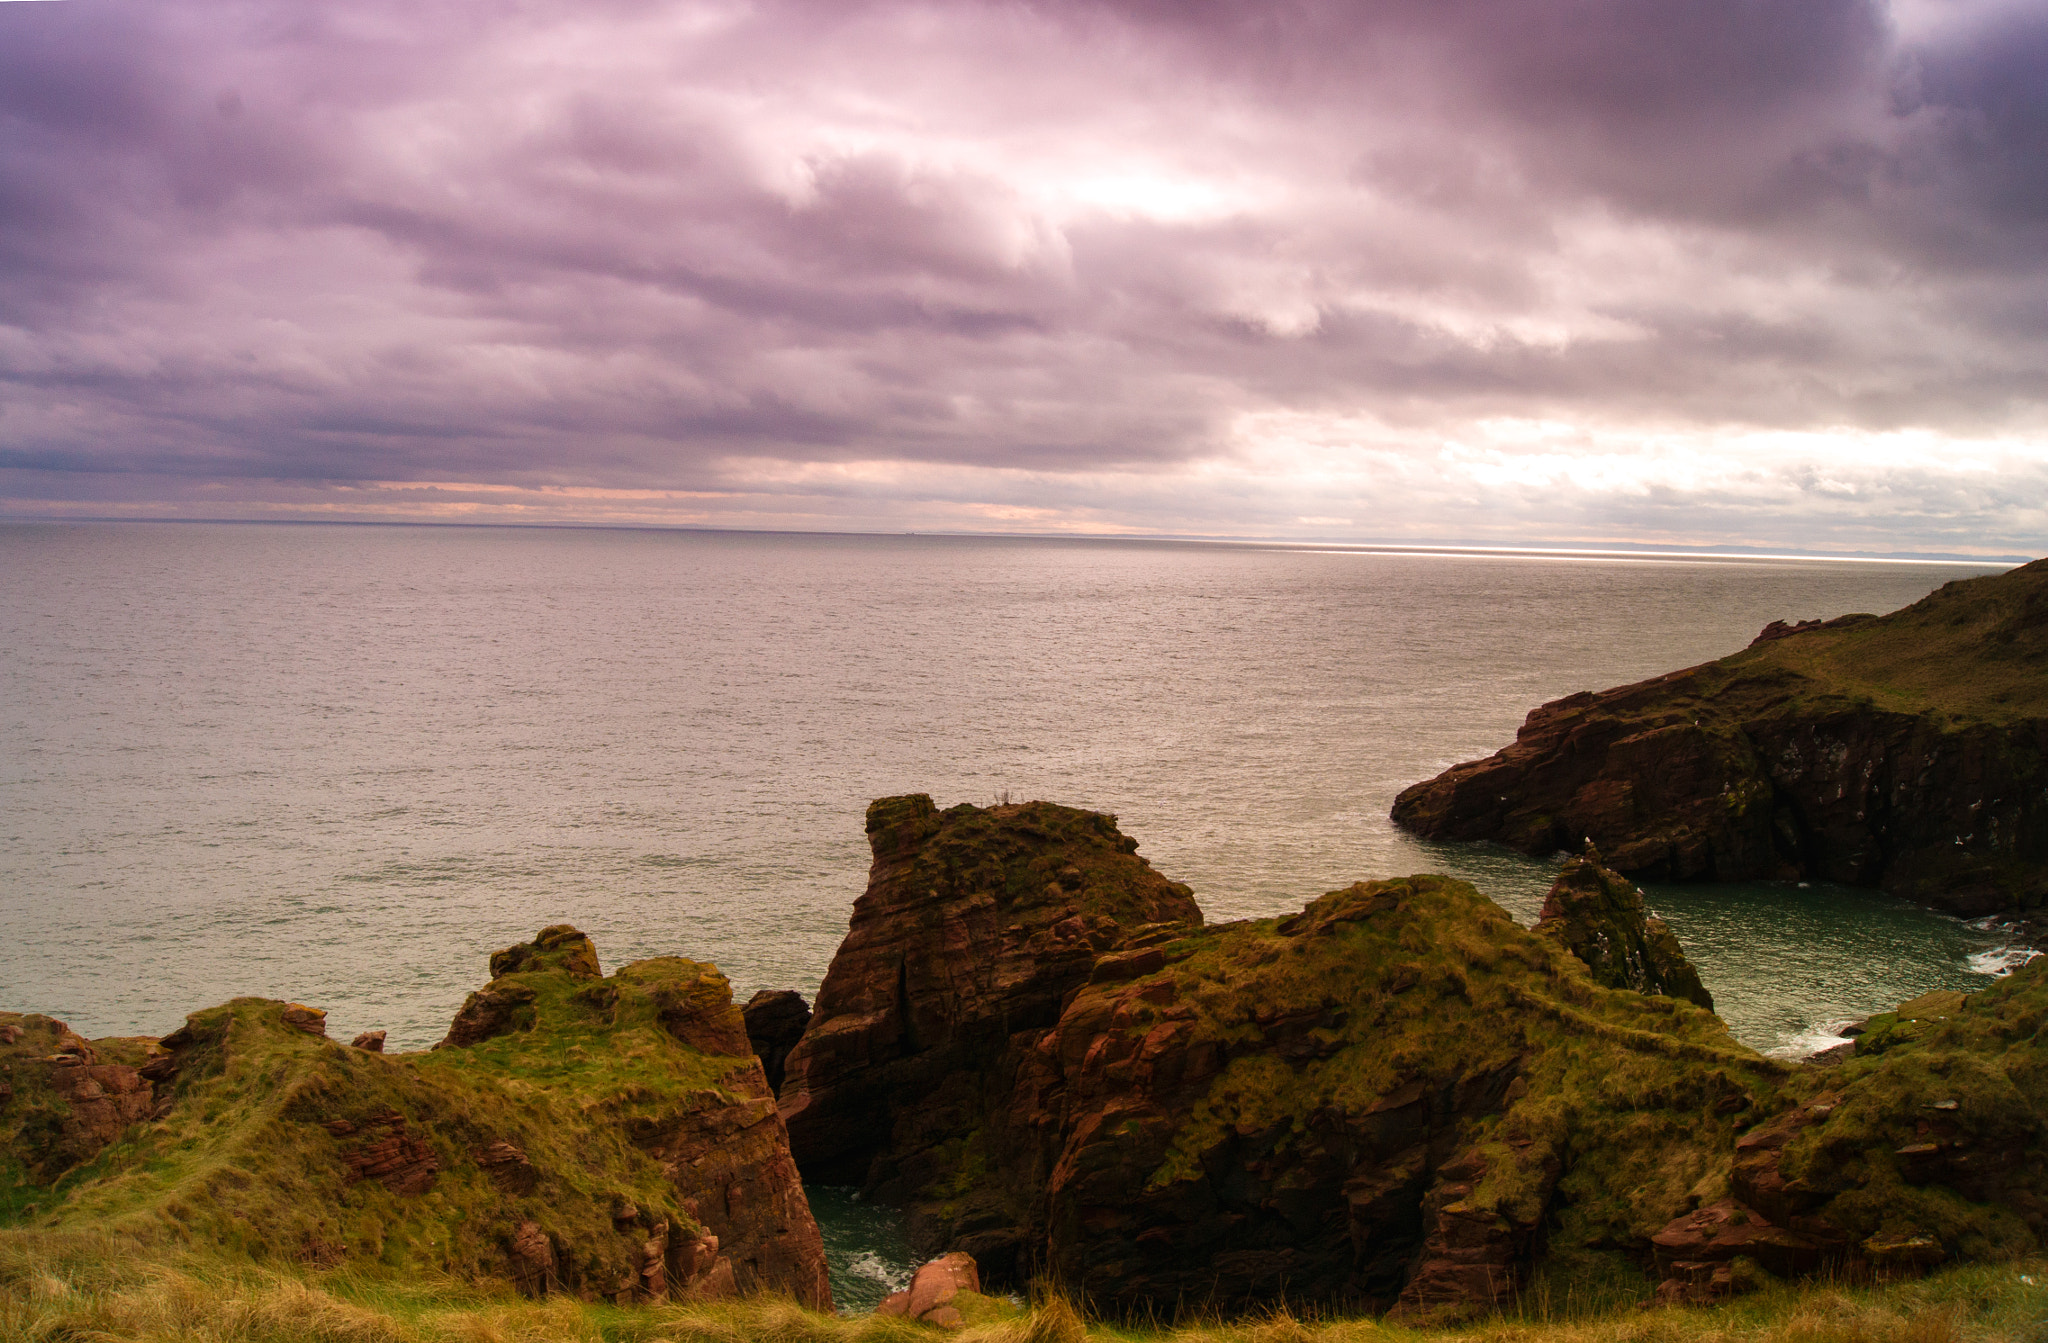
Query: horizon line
[{"left": 0, "top": 513, "right": 2026, "bottom": 567}]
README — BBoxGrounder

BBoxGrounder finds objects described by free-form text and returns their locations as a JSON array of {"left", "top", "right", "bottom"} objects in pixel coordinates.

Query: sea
[{"left": 0, "top": 520, "right": 2028, "bottom": 1305}]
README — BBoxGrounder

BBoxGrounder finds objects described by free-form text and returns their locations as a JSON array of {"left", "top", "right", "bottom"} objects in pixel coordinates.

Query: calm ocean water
[
  {"left": 3, "top": 521, "right": 2023, "bottom": 1304},
  {"left": 0, "top": 522, "right": 2016, "bottom": 1056}
]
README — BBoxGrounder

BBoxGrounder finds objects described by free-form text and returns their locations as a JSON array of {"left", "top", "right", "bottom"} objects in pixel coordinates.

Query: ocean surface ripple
[{"left": 0, "top": 523, "right": 2018, "bottom": 1058}]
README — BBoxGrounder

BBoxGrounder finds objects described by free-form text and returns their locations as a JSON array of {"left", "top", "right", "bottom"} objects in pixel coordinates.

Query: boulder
[
  {"left": 1534, "top": 850, "right": 1714, "bottom": 1008},
  {"left": 351, "top": 1030, "right": 387, "bottom": 1052},
  {"left": 743, "top": 990, "right": 810, "bottom": 1094},
  {"left": 1391, "top": 557, "right": 2048, "bottom": 919},
  {"left": 877, "top": 1251, "right": 982, "bottom": 1327}
]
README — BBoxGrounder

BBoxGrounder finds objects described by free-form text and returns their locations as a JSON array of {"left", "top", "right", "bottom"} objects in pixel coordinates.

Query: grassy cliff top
[
  {"left": 3, "top": 1229, "right": 2037, "bottom": 1343},
  {"left": 0, "top": 934, "right": 762, "bottom": 1290},
  {"left": 1547, "top": 557, "right": 2048, "bottom": 731},
  {"left": 1722, "top": 557, "right": 2048, "bottom": 725}
]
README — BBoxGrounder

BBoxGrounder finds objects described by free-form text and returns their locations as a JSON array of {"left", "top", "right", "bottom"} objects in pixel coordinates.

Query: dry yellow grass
[{"left": 2, "top": 1232, "right": 2041, "bottom": 1343}]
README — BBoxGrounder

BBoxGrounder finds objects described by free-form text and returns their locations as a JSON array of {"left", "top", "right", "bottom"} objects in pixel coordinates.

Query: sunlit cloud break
[{"left": 1, "top": 0, "right": 2045, "bottom": 556}]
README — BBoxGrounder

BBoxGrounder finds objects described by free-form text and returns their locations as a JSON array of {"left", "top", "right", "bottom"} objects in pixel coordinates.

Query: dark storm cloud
[{"left": 0, "top": 0, "right": 2043, "bottom": 549}]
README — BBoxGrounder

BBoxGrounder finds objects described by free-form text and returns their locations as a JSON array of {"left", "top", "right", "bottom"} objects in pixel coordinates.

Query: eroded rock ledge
[{"left": 1390, "top": 557, "right": 2048, "bottom": 919}]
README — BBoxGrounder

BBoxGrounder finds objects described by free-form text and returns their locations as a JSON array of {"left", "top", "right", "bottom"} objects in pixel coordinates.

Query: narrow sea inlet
[{"left": 0, "top": 522, "right": 2015, "bottom": 1064}]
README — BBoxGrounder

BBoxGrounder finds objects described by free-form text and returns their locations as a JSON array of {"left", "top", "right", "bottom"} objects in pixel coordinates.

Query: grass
[
  {"left": 0, "top": 932, "right": 781, "bottom": 1301},
  {"left": 3, "top": 1231, "right": 2042, "bottom": 1343},
  {"left": 1730, "top": 561, "right": 2048, "bottom": 727}
]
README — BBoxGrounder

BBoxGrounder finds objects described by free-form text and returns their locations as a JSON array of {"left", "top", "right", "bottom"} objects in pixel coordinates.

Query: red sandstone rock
[
  {"left": 336, "top": 1109, "right": 440, "bottom": 1195},
  {"left": 509, "top": 1220, "right": 558, "bottom": 1297},
  {"left": 1650, "top": 1198, "right": 1829, "bottom": 1281},
  {"left": 877, "top": 1252, "right": 981, "bottom": 1326},
  {"left": 742, "top": 989, "right": 810, "bottom": 1094},
  {"left": 491, "top": 925, "right": 601, "bottom": 980},
  {"left": 350, "top": 1030, "right": 386, "bottom": 1052},
  {"left": 0, "top": 1016, "right": 154, "bottom": 1175},
  {"left": 781, "top": 795, "right": 1201, "bottom": 1202},
  {"left": 474, "top": 1140, "right": 538, "bottom": 1194},
  {"left": 1534, "top": 850, "right": 1713, "bottom": 1009},
  {"left": 436, "top": 981, "right": 537, "bottom": 1049},
  {"left": 281, "top": 1004, "right": 327, "bottom": 1036}
]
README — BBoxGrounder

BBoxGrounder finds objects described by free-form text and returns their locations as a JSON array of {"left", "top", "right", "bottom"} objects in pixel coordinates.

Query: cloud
[{"left": 0, "top": 0, "right": 2043, "bottom": 553}]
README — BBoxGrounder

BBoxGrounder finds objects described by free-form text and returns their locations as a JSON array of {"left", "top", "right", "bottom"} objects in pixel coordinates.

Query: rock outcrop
[
  {"left": 1646, "top": 954, "right": 2048, "bottom": 1300},
  {"left": 780, "top": 798, "right": 1791, "bottom": 1317},
  {"left": 1017, "top": 874, "right": 1779, "bottom": 1319},
  {"left": 743, "top": 990, "right": 811, "bottom": 1094},
  {"left": 780, "top": 794, "right": 1202, "bottom": 1201},
  {"left": 1535, "top": 849, "right": 1714, "bottom": 1009},
  {"left": 782, "top": 795, "right": 2048, "bottom": 1319},
  {"left": 0, "top": 928, "right": 829, "bottom": 1310},
  {"left": 878, "top": 1251, "right": 983, "bottom": 1327},
  {"left": 1391, "top": 558, "right": 2048, "bottom": 918},
  {"left": 0, "top": 1015, "right": 157, "bottom": 1179}
]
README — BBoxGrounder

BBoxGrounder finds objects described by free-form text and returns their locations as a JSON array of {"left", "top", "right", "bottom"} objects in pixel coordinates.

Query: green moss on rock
[{"left": 0, "top": 930, "right": 830, "bottom": 1308}]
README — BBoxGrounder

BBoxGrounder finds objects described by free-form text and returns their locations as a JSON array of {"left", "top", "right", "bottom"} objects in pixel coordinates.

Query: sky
[{"left": 2, "top": 0, "right": 2045, "bottom": 556}]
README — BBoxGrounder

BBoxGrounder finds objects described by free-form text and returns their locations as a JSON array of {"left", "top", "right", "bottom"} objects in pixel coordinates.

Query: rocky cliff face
[
  {"left": 780, "top": 798, "right": 1788, "bottom": 1316},
  {"left": 0, "top": 927, "right": 829, "bottom": 1309},
  {"left": 1535, "top": 850, "right": 1714, "bottom": 1009},
  {"left": 784, "top": 798, "right": 2048, "bottom": 1319},
  {"left": 779, "top": 794, "right": 1201, "bottom": 1207},
  {"left": 1391, "top": 558, "right": 2048, "bottom": 918},
  {"left": 1646, "top": 954, "right": 2048, "bottom": 1302}
]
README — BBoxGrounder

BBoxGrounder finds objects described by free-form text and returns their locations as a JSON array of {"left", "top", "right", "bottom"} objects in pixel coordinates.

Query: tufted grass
[{"left": 4, "top": 1232, "right": 2042, "bottom": 1343}]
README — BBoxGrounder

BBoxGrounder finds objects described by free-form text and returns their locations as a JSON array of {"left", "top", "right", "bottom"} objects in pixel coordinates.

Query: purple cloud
[{"left": 0, "top": 0, "right": 2043, "bottom": 552}]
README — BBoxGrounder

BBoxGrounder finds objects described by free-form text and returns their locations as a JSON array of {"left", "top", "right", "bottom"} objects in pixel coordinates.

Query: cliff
[
  {"left": 0, "top": 926, "right": 829, "bottom": 1308},
  {"left": 779, "top": 794, "right": 1201, "bottom": 1204},
  {"left": 1391, "top": 557, "right": 2048, "bottom": 917},
  {"left": 780, "top": 798, "right": 1759, "bottom": 1315},
  {"left": 782, "top": 797, "right": 2048, "bottom": 1320}
]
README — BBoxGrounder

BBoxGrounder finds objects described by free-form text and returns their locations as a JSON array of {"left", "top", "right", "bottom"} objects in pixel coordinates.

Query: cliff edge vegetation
[
  {"left": 1391, "top": 558, "right": 2048, "bottom": 918},
  {"left": 2, "top": 1229, "right": 2040, "bottom": 1343}
]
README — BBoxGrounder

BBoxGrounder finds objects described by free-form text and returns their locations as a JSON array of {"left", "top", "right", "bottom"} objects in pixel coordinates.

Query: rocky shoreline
[
  {"left": 1391, "top": 558, "right": 2048, "bottom": 931},
  {"left": 11, "top": 793, "right": 2048, "bottom": 1324}
]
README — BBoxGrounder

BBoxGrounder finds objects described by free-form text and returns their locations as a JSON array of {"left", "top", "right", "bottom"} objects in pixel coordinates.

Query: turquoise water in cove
[{"left": 0, "top": 521, "right": 2025, "bottom": 1306}]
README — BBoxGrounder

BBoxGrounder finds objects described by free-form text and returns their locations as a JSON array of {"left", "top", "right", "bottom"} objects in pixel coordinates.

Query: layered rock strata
[
  {"left": 1391, "top": 558, "right": 2048, "bottom": 918},
  {"left": 780, "top": 794, "right": 1202, "bottom": 1202},
  {"left": 0, "top": 927, "right": 829, "bottom": 1309}
]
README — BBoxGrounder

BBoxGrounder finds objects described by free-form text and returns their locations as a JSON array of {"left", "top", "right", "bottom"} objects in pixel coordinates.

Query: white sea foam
[
  {"left": 1967, "top": 945, "right": 2043, "bottom": 976},
  {"left": 1766, "top": 1019, "right": 1862, "bottom": 1059},
  {"left": 843, "top": 1251, "right": 913, "bottom": 1290}
]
